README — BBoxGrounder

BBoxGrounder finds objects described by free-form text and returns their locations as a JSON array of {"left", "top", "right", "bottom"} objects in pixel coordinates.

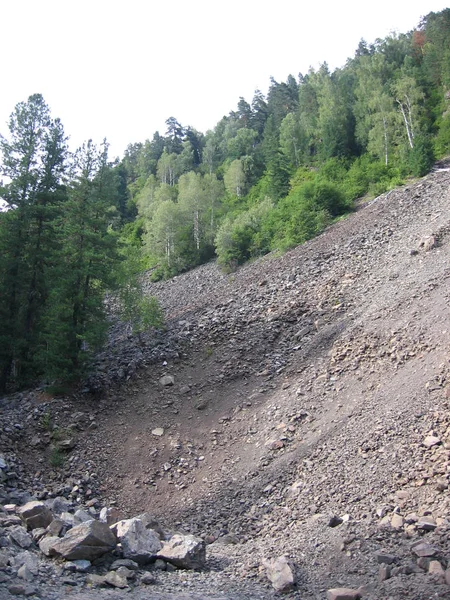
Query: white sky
[{"left": 0, "top": 0, "right": 448, "bottom": 160}]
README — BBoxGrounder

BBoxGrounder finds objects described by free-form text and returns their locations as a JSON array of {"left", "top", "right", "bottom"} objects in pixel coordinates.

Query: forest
[{"left": 0, "top": 9, "right": 449, "bottom": 392}]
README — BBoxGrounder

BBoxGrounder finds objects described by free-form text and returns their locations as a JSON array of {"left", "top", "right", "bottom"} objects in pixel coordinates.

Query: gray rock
[
  {"left": 110, "top": 558, "right": 139, "bottom": 570},
  {"left": 157, "top": 534, "right": 206, "bottom": 570},
  {"left": 417, "top": 516, "right": 437, "bottom": 531},
  {"left": 411, "top": 541, "right": 439, "bottom": 557},
  {"left": 105, "top": 570, "right": 128, "bottom": 588},
  {"left": 8, "top": 526, "right": 33, "bottom": 549},
  {"left": 114, "top": 518, "right": 161, "bottom": 563},
  {"left": 39, "top": 536, "right": 60, "bottom": 556},
  {"left": 262, "top": 555, "right": 296, "bottom": 592},
  {"left": 17, "top": 565, "right": 34, "bottom": 581},
  {"left": 17, "top": 501, "right": 53, "bottom": 530},
  {"left": 99, "top": 506, "right": 123, "bottom": 525},
  {"left": 140, "top": 572, "right": 156, "bottom": 584},
  {"left": 73, "top": 509, "right": 92, "bottom": 524},
  {"left": 159, "top": 375, "right": 174, "bottom": 386},
  {"left": 51, "top": 519, "right": 116, "bottom": 560}
]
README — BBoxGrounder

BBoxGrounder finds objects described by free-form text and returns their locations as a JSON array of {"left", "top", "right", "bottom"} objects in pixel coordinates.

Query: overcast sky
[{"left": 0, "top": 1, "right": 447, "bottom": 160}]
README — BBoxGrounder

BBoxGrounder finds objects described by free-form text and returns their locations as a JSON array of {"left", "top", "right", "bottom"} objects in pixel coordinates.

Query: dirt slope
[{"left": 2, "top": 162, "right": 450, "bottom": 599}]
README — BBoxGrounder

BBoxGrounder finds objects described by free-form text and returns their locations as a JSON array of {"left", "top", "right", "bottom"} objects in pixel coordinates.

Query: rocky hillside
[{"left": 1, "top": 161, "right": 450, "bottom": 599}]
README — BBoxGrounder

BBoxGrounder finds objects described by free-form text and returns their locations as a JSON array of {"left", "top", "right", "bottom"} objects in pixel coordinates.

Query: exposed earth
[{"left": 1, "top": 160, "right": 450, "bottom": 599}]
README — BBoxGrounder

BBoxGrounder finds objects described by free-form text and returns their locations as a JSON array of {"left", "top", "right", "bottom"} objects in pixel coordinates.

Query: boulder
[
  {"left": 52, "top": 520, "right": 116, "bottom": 561},
  {"left": 262, "top": 555, "right": 296, "bottom": 592},
  {"left": 157, "top": 534, "right": 206, "bottom": 569},
  {"left": 17, "top": 501, "right": 53, "bottom": 530},
  {"left": 113, "top": 518, "right": 161, "bottom": 563}
]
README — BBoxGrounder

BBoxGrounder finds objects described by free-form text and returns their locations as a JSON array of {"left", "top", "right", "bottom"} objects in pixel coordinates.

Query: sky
[{"left": 0, "top": 0, "right": 448, "bottom": 160}]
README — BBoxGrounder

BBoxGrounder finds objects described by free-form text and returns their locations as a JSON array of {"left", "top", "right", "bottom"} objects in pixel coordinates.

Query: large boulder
[
  {"left": 51, "top": 520, "right": 116, "bottom": 561},
  {"left": 17, "top": 502, "right": 53, "bottom": 530},
  {"left": 113, "top": 518, "right": 161, "bottom": 564},
  {"left": 157, "top": 534, "right": 206, "bottom": 570}
]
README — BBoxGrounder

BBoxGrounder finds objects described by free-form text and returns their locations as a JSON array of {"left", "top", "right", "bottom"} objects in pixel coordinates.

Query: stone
[
  {"left": 328, "top": 515, "right": 343, "bottom": 528},
  {"left": 429, "top": 560, "right": 445, "bottom": 578},
  {"left": 47, "top": 519, "right": 65, "bottom": 537},
  {"left": 159, "top": 375, "right": 174, "bottom": 386},
  {"left": 151, "top": 428, "right": 164, "bottom": 437},
  {"left": 411, "top": 541, "right": 439, "bottom": 557},
  {"left": 157, "top": 534, "right": 206, "bottom": 570},
  {"left": 8, "top": 526, "right": 33, "bottom": 549},
  {"left": 423, "top": 435, "right": 441, "bottom": 448},
  {"left": 39, "top": 536, "right": 59, "bottom": 556},
  {"left": 140, "top": 572, "right": 156, "bottom": 584},
  {"left": 74, "top": 509, "right": 92, "bottom": 524},
  {"left": 86, "top": 573, "right": 106, "bottom": 586},
  {"left": 390, "top": 514, "right": 404, "bottom": 529},
  {"left": 114, "top": 518, "right": 161, "bottom": 563},
  {"left": 52, "top": 519, "right": 117, "bottom": 561},
  {"left": 375, "top": 551, "right": 396, "bottom": 565},
  {"left": 72, "top": 559, "right": 91, "bottom": 572},
  {"left": 110, "top": 558, "right": 139, "bottom": 570},
  {"left": 378, "top": 565, "right": 391, "bottom": 582},
  {"left": 11, "top": 551, "right": 39, "bottom": 575},
  {"left": 262, "top": 555, "right": 296, "bottom": 592},
  {"left": 326, "top": 589, "right": 361, "bottom": 600},
  {"left": 445, "top": 567, "right": 450, "bottom": 586},
  {"left": 105, "top": 570, "right": 128, "bottom": 588},
  {"left": 17, "top": 501, "right": 53, "bottom": 530},
  {"left": 17, "top": 565, "right": 34, "bottom": 581},
  {"left": 417, "top": 516, "right": 437, "bottom": 531},
  {"left": 116, "top": 566, "right": 135, "bottom": 580},
  {"left": 99, "top": 506, "right": 122, "bottom": 525},
  {"left": 420, "top": 235, "right": 437, "bottom": 252}
]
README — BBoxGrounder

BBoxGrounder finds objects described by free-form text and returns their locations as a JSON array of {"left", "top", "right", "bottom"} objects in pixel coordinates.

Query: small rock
[
  {"left": 429, "top": 560, "right": 445, "bottom": 579},
  {"left": 140, "top": 572, "right": 156, "bottom": 585},
  {"left": 328, "top": 516, "right": 343, "bottom": 528},
  {"left": 375, "top": 552, "right": 396, "bottom": 565},
  {"left": 326, "top": 589, "right": 361, "bottom": 600},
  {"left": 423, "top": 435, "right": 441, "bottom": 448},
  {"left": 110, "top": 558, "right": 139, "bottom": 570},
  {"left": 417, "top": 516, "right": 437, "bottom": 531},
  {"left": 411, "top": 541, "right": 439, "bottom": 557},
  {"left": 17, "top": 565, "right": 34, "bottom": 581},
  {"left": 160, "top": 375, "right": 174, "bottom": 387},
  {"left": 390, "top": 514, "right": 404, "bottom": 529},
  {"left": 99, "top": 507, "right": 122, "bottom": 525},
  {"left": 105, "top": 570, "right": 128, "bottom": 588},
  {"left": 378, "top": 565, "right": 391, "bottom": 582},
  {"left": 152, "top": 428, "right": 164, "bottom": 437},
  {"left": 86, "top": 573, "right": 106, "bottom": 586},
  {"left": 262, "top": 555, "right": 296, "bottom": 592}
]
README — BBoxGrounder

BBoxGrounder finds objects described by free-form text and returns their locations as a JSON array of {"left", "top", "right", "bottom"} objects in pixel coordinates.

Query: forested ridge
[{"left": 1, "top": 9, "right": 449, "bottom": 392}]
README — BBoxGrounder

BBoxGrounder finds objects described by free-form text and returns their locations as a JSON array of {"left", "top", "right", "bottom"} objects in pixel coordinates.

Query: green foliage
[
  {"left": 434, "top": 114, "right": 450, "bottom": 157},
  {"left": 408, "top": 135, "right": 435, "bottom": 176},
  {"left": 49, "top": 447, "right": 65, "bottom": 468},
  {"left": 215, "top": 199, "right": 273, "bottom": 270}
]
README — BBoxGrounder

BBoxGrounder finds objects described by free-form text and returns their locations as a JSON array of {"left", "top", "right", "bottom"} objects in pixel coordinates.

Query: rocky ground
[{"left": 1, "top": 161, "right": 450, "bottom": 599}]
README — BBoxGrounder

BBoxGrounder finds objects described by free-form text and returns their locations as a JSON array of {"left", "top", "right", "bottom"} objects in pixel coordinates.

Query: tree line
[{"left": 1, "top": 9, "right": 449, "bottom": 391}]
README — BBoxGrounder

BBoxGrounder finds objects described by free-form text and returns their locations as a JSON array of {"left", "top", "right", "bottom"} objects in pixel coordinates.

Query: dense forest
[{"left": 1, "top": 9, "right": 449, "bottom": 392}]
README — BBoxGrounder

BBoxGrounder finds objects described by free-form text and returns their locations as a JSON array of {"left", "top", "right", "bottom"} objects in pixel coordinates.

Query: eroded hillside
[{"left": 1, "top": 162, "right": 450, "bottom": 599}]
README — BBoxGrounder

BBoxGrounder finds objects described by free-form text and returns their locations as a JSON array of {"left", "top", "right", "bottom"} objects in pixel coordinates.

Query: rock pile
[{"left": 0, "top": 498, "right": 206, "bottom": 598}]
